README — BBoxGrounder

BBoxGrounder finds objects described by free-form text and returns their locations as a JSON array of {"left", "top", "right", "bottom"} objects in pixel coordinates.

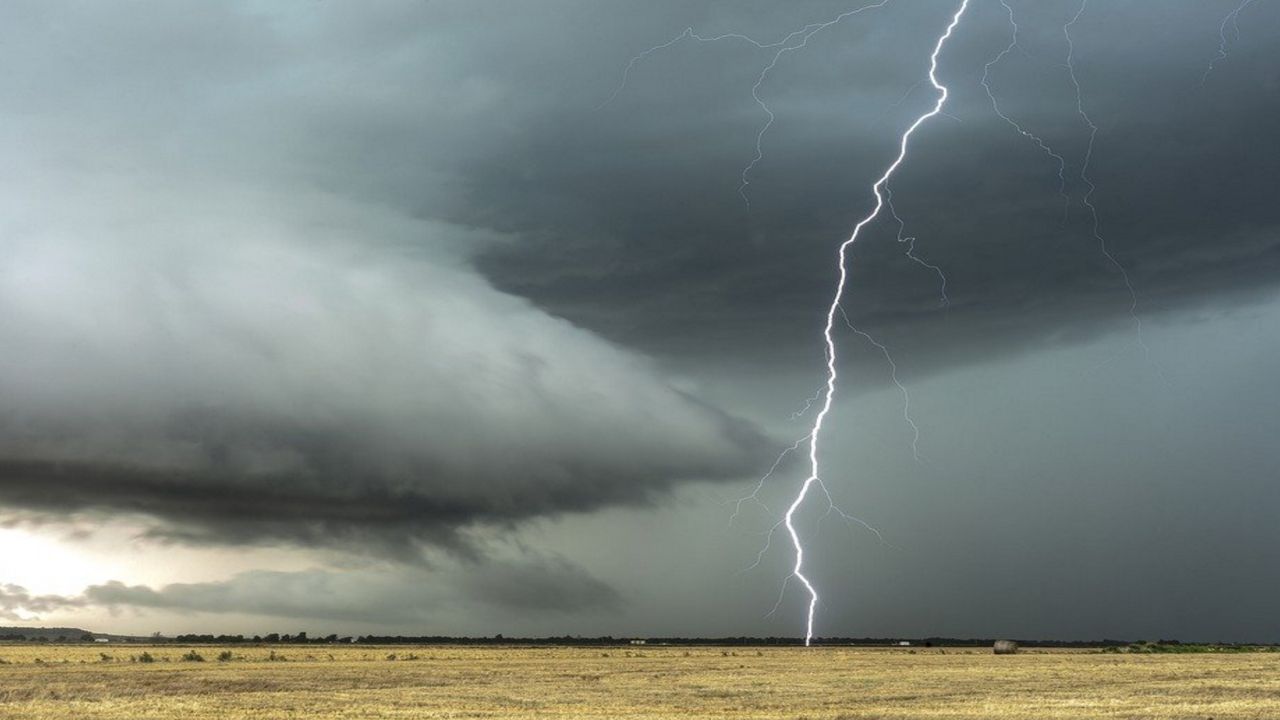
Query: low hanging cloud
[
  {"left": 2, "top": 554, "right": 620, "bottom": 625},
  {"left": 0, "top": 180, "right": 766, "bottom": 556},
  {"left": 0, "top": 583, "right": 85, "bottom": 622},
  {"left": 85, "top": 561, "right": 622, "bottom": 623},
  {"left": 0, "top": 1, "right": 769, "bottom": 560}
]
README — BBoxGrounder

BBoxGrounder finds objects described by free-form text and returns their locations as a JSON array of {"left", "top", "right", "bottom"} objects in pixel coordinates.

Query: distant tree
[{"left": 264, "top": 633, "right": 280, "bottom": 643}]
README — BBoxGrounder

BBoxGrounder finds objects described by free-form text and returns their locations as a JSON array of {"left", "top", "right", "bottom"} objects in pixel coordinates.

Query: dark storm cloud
[
  {"left": 0, "top": 423, "right": 757, "bottom": 558},
  {"left": 454, "top": 1, "right": 1280, "bottom": 370},
  {"left": 0, "top": 198, "right": 768, "bottom": 553},
  {"left": 0, "top": 0, "right": 773, "bottom": 555},
  {"left": 8, "top": 0, "right": 1271, "bottom": 378},
  {"left": 0, "top": 0, "right": 1277, "bottom": 588}
]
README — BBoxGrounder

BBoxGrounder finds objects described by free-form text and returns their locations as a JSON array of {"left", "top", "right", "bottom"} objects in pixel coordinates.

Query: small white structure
[
  {"left": 629, "top": 639, "right": 647, "bottom": 645},
  {"left": 897, "top": 641, "right": 911, "bottom": 647},
  {"left": 94, "top": 638, "right": 110, "bottom": 643}
]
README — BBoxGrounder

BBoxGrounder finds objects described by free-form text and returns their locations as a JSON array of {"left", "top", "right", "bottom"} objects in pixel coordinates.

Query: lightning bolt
[
  {"left": 604, "top": 0, "right": 1153, "bottom": 645},
  {"left": 734, "top": 434, "right": 890, "bottom": 576},
  {"left": 978, "top": 1, "right": 1162, "bottom": 382},
  {"left": 1203, "top": 0, "right": 1258, "bottom": 83},
  {"left": 598, "top": 27, "right": 803, "bottom": 112},
  {"left": 736, "top": 1, "right": 893, "bottom": 206},
  {"left": 885, "top": 186, "right": 949, "bottom": 306},
  {"left": 981, "top": 0, "right": 1071, "bottom": 218},
  {"left": 728, "top": 433, "right": 809, "bottom": 528},
  {"left": 610, "top": 4, "right": 942, "bottom": 643},
  {"left": 599, "top": 1, "right": 895, "bottom": 207},
  {"left": 788, "top": 386, "right": 826, "bottom": 421},
  {"left": 786, "top": 0, "right": 971, "bottom": 646},
  {"left": 1064, "top": 0, "right": 1166, "bottom": 383},
  {"left": 837, "top": 305, "right": 922, "bottom": 463},
  {"left": 595, "top": 0, "right": 1204, "bottom": 647}
]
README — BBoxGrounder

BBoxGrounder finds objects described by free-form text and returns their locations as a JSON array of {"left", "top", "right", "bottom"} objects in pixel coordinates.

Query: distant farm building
[
  {"left": 897, "top": 641, "right": 911, "bottom": 646},
  {"left": 94, "top": 638, "right": 110, "bottom": 643},
  {"left": 993, "top": 640, "right": 1019, "bottom": 655},
  {"left": 629, "top": 639, "right": 647, "bottom": 645}
]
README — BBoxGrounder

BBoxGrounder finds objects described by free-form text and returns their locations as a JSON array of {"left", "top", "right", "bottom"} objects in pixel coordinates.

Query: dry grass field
[{"left": 1, "top": 643, "right": 1278, "bottom": 719}]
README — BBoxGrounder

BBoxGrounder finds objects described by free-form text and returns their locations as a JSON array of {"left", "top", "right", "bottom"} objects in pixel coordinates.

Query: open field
[{"left": 2, "top": 644, "right": 1279, "bottom": 719}]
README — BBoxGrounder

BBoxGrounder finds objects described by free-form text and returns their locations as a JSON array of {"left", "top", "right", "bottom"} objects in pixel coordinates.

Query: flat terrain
[{"left": 2, "top": 644, "right": 1278, "bottom": 719}]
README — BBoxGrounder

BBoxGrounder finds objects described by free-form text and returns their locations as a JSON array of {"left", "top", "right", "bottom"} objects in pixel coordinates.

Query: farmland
[{"left": 2, "top": 644, "right": 1278, "bottom": 718}]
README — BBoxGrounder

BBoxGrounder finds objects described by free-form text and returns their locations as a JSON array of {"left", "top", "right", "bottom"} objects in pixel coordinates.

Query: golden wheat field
[{"left": 1, "top": 643, "right": 1278, "bottom": 719}]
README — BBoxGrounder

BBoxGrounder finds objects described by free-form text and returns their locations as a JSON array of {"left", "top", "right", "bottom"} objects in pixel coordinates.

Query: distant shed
[{"left": 993, "top": 640, "right": 1018, "bottom": 655}]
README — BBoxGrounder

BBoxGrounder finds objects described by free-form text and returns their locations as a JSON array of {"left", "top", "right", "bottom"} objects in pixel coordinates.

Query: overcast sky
[{"left": 2, "top": 0, "right": 1279, "bottom": 642}]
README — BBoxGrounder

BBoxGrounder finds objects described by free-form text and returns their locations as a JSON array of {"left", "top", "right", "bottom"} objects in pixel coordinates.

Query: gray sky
[{"left": 1, "top": 0, "right": 1279, "bottom": 642}]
